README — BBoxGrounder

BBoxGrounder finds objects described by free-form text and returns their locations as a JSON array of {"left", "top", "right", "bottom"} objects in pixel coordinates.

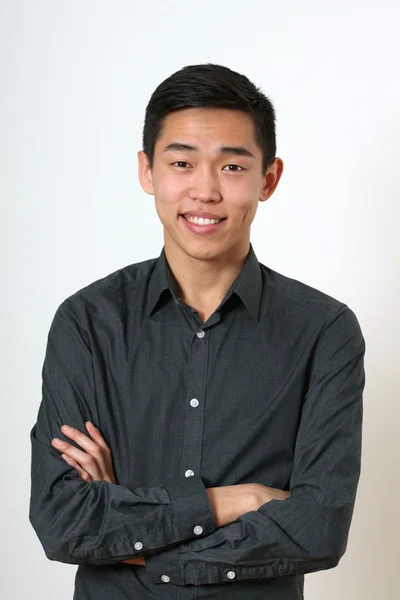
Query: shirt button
[
  {"left": 190, "top": 398, "right": 199, "bottom": 407},
  {"left": 161, "top": 574, "right": 170, "bottom": 583},
  {"left": 227, "top": 571, "right": 236, "bottom": 580},
  {"left": 196, "top": 330, "right": 205, "bottom": 338},
  {"left": 134, "top": 541, "right": 143, "bottom": 550},
  {"left": 193, "top": 525, "right": 203, "bottom": 535},
  {"left": 185, "top": 469, "right": 194, "bottom": 477}
]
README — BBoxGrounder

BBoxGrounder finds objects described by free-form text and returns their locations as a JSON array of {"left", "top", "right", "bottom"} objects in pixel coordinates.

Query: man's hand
[
  {"left": 51, "top": 422, "right": 117, "bottom": 484},
  {"left": 52, "top": 423, "right": 289, "bottom": 567},
  {"left": 122, "top": 558, "right": 145, "bottom": 566},
  {"left": 250, "top": 483, "right": 290, "bottom": 506},
  {"left": 51, "top": 422, "right": 145, "bottom": 566},
  {"left": 206, "top": 483, "right": 290, "bottom": 528}
]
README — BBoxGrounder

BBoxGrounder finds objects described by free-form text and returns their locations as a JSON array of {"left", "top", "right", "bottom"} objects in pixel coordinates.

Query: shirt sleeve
[
  {"left": 145, "top": 305, "right": 366, "bottom": 586},
  {"left": 29, "top": 298, "right": 216, "bottom": 565}
]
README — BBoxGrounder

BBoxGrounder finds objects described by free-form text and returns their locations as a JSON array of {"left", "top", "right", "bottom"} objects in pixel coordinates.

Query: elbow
[
  {"left": 326, "top": 535, "right": 348, "bottom": 570},
  {"left": 320, "top": 549, "right": 342, "bottom": 571},
  {"left": 297, "top": 545, "right": 344, "bottom": 575},
  {"left": 29, "top": 506, "right": 118, "bottom": 566},
  {"left": 43, "top": 541, "right": 80, "bottom": 565},
  {"left": 305, "top": 501, "right": 353, "bottom": 573},
  {"left": 304, "top": 532, "right": 348, "bottom": 574},
  {"left": 29, "top": 495, "right": 86, "bottom": 564},
  {"left": 29, "top": 512, "right": 79, "bottom": 565},
  {"left": 29, "top": 482, "right": 100, "bottom": 565}
]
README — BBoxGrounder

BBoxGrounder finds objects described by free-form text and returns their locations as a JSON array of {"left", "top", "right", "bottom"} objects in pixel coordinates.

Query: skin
[
  {"left": 138, "top": 107, "right": 283, "bottom": 321},
  {"left": 51, "top": 107, "right": 287, "bottom": 565},
  {"left": 52, "top": 422, "right": 145, "bottom": 566},
  {"left": 51, "top": 422, "right": 289, "bottom": 567}
]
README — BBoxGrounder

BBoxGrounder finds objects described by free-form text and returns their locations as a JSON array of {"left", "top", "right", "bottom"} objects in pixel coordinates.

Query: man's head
[{"left": 138, "top": 63, "right": 283, "bottom": 262}]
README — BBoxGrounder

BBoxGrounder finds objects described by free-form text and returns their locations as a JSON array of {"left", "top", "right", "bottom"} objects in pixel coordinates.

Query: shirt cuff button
[
  {"left": 227, "top": 571, "right": 236, "bottom": 580},
  {"left": 193, "top": 525, "right": 203, "bottom": 535},
  {"left": 161, "top": 575, "right": 170, "bottom": 583},
  {"left": 134, "top": 541, "right": 143, "bottom": 550}
]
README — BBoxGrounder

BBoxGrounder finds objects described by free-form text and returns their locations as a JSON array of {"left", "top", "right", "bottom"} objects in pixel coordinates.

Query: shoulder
[
  {"left": 259, "top": 261, "right": 364, "bottom": 339},
  {"left": 260, "top": 262, "right": 343, "bottom": 307},
  {"left": 54, "top": 256, "right": 158, "bottom": 323}
]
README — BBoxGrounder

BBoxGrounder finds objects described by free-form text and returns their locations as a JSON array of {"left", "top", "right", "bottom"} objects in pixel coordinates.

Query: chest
[{"left": 90, "top": 313, "right": 312, "bottom": 488}]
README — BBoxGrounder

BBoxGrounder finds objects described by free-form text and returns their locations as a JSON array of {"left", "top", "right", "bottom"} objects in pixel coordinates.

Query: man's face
[{"left": 138, "top": 107, "right": 282, "bottom": 262}]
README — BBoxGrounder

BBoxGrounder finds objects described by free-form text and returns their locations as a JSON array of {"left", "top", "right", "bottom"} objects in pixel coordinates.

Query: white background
[{"left": 1, "top": 1, "right": 399, "bottom": 598}]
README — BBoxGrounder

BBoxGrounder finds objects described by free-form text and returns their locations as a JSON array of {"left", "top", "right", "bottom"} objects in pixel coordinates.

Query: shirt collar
[
  {"left": 231, "top": 243, "right": 262, "bottom": 322},
  {"left": 147, "top": 243, "right": 262, "bottom": 322}
]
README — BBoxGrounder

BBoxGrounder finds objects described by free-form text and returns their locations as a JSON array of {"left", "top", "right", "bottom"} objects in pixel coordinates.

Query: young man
[{"left": 29, "top": 63, "right": 366, "bottom": 600}]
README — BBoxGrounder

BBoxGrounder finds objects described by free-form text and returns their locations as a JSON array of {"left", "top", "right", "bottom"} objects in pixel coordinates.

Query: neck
[{"left": 164, "top": 236, "right": 250, "bottom": 317}]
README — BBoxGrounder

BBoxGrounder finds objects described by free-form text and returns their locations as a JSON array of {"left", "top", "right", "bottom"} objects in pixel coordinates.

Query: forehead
[{"left": 155, "top": 107, "right": 259, "bottom": 151}]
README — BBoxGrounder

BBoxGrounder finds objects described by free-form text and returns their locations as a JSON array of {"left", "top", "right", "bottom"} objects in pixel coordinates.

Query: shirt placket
[{"left": 180, "top": 312, "right": 209, "bottom": 487}]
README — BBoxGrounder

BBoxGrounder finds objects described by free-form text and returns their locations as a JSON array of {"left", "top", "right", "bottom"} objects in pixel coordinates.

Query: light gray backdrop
[{"left": 1, "top": 1, "right": 399, "bottom": 598}]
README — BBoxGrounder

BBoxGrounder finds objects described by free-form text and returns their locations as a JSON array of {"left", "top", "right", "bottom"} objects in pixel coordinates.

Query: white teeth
[{"left": 185, "top": 215, "right": 221, "bottom": 225}]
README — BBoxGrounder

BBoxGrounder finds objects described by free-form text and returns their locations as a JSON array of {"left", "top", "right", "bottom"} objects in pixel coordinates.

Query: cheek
[
  {"left": 154, "top": 182, "right": 182, "bottom": 220},
  {"left": 228, "top": 190, "right": 257, "bottom": 221}
]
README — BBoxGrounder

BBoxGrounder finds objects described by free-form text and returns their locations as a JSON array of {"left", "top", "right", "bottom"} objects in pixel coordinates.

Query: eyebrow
[{"left": 163, "top": 143, "right": 255, "bottom": 159}]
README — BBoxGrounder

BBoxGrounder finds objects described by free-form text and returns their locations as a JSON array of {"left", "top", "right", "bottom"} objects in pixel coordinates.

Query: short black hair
[{"left": 142, "top": 63, "right": 276, "bottom": 174}]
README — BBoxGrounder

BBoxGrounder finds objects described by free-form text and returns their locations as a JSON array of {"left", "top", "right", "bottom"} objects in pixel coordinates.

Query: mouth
[
  {"left": 181, "top": 214, "right": 227, "bottom": 225},
  {"left": 179, "top": 214, "right": 227, "bottom": 236}
]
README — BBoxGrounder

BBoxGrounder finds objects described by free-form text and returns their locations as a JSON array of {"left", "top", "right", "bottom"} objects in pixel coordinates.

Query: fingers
[
  {"left": 51, "top": 436, "right": 99, "bottom": 471},
  {"left": 61, "top": 453, "right": 92, "bottom": 482},
  {"left": 61, "top": 423, "right": 108, "bottom": 455},
  {"left": 51, "top": 422, "right": 115, "bottom": 484},
  {"left": 84, "top": 421, "right": 110, "bottom": 452},
  {"left": 51, "top": 423, "right": 109, "bottom": 464}
]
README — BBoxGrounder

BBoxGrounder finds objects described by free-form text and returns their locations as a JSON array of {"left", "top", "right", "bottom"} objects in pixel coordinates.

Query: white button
[
  {"left": 193, "top": 525, "right": 203, "bottom": 535},
  {"left": 227, "top": 570, "right": 236, "bottom": 580},
  {"left": 185, "top": 469, "right": 194, "bottom": 477},
  {"left": 161, "top": 574, "right": 170, "bottom": 583},
  {"left": 134, "top": 541, "right": 143, "bottom": 550},
  {"left": 190, "top": 398, "right": 199, "bottom": 407},
  {"left": 196, "top": 330, "right": 205, "bottom": 338}
]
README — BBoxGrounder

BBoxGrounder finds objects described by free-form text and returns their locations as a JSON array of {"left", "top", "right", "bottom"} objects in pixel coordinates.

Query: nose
[{"left": 188, "top": 166, "right": 222, "bottom": 203}]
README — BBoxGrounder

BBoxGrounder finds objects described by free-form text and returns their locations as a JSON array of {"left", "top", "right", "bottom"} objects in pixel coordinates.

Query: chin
[
  {"left": 164, "top": 224, "right": 237, "bottom": 261},
  {"left": 190, "top": 249, "right": 222, "bottom": 261},
  {"left": 180, "top": 238, "right": 235, "bottom": 262}
]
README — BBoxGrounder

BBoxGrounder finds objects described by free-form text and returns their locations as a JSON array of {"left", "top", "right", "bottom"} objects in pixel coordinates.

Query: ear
[
  {"left": 137, "top": 150, "right": 154, "bottom": 195},
  {"left": 259, "top": 157, "right": 284, "bottom": 202}
]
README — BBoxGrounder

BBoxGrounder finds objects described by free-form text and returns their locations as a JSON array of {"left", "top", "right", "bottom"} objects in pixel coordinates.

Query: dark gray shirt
[{"left": 29, "top": 243, "right": 366, "bottom": 600}]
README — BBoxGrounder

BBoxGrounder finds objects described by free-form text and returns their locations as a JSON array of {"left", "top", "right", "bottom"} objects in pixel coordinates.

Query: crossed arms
[
  {"left": 29, "top": 299, "right": 365, "bottom": 586},
  {"left": 49, "top": 420, "right": 291, "bottom": 567}
]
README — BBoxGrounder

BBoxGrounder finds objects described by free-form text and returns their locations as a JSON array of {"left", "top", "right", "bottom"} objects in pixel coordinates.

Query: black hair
[{"left": 142, "top": 63, "right": 276, "bottom": 174}]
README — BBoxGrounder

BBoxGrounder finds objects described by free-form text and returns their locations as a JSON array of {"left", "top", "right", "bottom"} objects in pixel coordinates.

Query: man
[{"left": 29, "top": 63, "right": 366, "bottom": 600}]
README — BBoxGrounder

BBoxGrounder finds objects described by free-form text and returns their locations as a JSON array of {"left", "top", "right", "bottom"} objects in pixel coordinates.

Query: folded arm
[
  {"left": 54, "top": 421, "right": 291, "bottom": 568},
  {"left": 144, "top": 305, "right": 366, "bottom": 586},
  {"left": 29, "top": 299, "right": 217, "bottom": 565}
]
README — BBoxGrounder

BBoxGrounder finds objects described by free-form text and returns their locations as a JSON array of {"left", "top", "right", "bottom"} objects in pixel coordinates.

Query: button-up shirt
[{"left": 29, "top": 243, "right": 366, "bottom": 600}]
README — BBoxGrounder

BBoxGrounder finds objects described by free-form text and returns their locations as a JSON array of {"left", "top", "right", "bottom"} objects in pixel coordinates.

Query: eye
[
  {"left": 222, "top": 164, "right": 245, "bottom": 172},
  {"left": 172, "top": 161, "right": 191, "bottom": 168}
]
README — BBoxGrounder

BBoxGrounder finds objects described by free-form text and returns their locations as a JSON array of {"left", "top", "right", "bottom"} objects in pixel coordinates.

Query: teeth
[{"left": 185, "top": 215, "right": 221, "bottom": 225}]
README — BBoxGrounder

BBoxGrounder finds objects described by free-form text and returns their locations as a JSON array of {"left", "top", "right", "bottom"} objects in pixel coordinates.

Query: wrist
[
  {"left": 206, "top": 485, "right": 256, "bottom": 527},
  {"left": 206, "top": 487, "right": 222, "bottom": 526}
]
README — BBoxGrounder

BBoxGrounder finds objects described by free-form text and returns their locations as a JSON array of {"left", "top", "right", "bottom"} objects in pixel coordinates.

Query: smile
[
  {"left": 180, "top": 215, "right": 227, "bottom": 236},
  {"left": 183, "top": 215, "right": 225, "bottom": 225}
]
